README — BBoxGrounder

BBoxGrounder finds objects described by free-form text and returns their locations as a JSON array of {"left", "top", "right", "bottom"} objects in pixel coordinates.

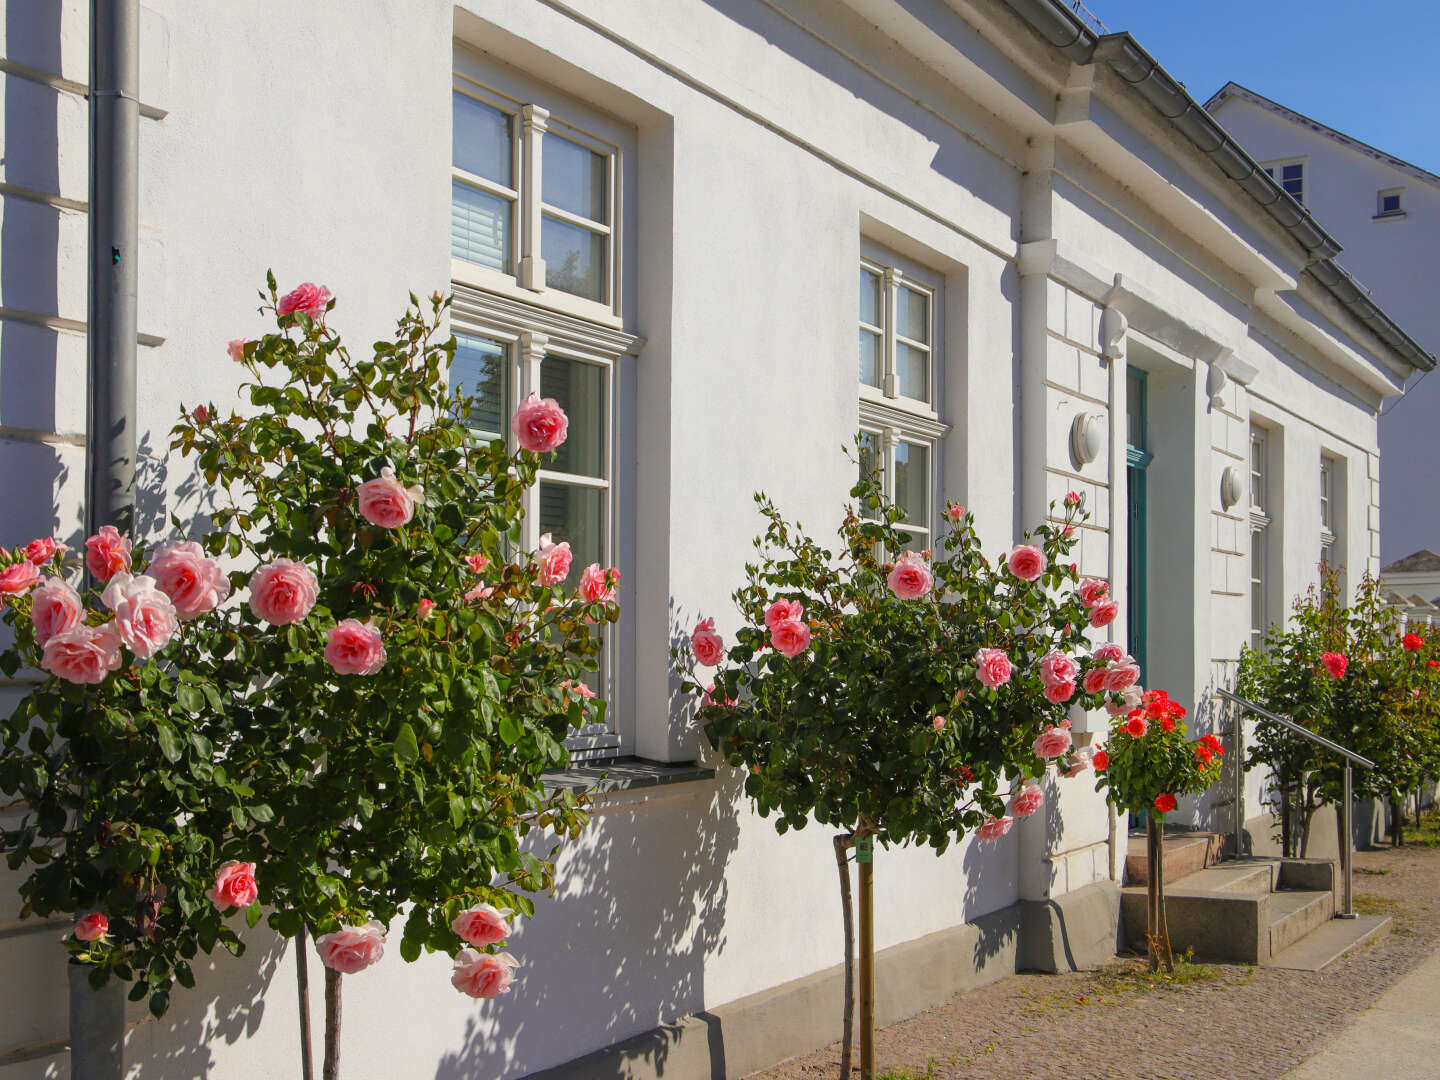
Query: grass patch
[
  {"left": 878, "top": 1060, "right": 938, "bottom": 1080},
  {"left": 1355, "top": 867, "right": 1390, "bottom": 876}
]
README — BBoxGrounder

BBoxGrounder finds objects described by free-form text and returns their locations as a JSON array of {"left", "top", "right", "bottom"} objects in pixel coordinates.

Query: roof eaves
[{"left": 997, "top": 0, "right": 1435, "bottom": 373}]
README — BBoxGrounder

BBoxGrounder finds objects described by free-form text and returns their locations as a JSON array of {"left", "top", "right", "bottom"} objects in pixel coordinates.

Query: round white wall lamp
[
  {"left": 1220, "top": 465, "right": 1244, "bottom": 510},
  {"left": 1070, "top": 412, "right": 1105, "bottom": 467}
]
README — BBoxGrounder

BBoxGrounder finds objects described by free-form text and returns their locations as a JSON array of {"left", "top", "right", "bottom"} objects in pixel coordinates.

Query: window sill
[
  {"left": 1372, "top": 211, "right": 1407, "bottom": 222},
  {"left": 544, "top": 756, "right": 716, "bottom": 795}
]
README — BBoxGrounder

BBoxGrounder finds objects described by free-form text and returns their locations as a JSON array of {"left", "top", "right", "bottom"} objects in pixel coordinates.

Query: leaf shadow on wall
[{"left": 433, "top": 605, "right": 743, "bottom": 1080}]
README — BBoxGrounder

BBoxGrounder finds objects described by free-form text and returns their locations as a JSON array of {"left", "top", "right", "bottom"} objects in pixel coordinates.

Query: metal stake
[{"left": 1339, "top": 764, "right": 1358, "bottom": 918}]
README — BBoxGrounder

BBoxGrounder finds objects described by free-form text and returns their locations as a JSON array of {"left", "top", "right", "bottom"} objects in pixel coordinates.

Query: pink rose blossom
[
  {"left": 193, "top": 405, "right": 210, "bottom": 424},
  {"left": 1082, "top": 668, "right": 1109, "bottom": 695},
  {"left": 102, "top": 573, "right": 179, "bottom": 659},
  {"left": 535, "top": 534, "right": 573, "bottom": 586},
  {"left": 1033, "top": 725, "right": 1073, "bottom": 758},
  {"left": 1322, "top": 652, "right": 1348, "bottom": 679},
  {"left": 466, "top": 553, "right": 490, "bottom": 574},
  {"left": 1064, "top": 491, "right": 1082, "bottom": 507},
  {"left": 946, "top": 503, "right": 966, "bottom": 521},
  {"left": 23, "top": 538, "right": 63, "bottom": 566},
  {"left": 975, "top": 647, "right": 1013, "bottom": 689},
  {"left": 691, "top": 618, "right": 725, "bottom": 667},
  {"left": 887, "top": 554, "right": 934, "bottom": 600},
  {"left": 1077, "top": 578, "right": 1110, "bottom": 607},
  {"left": 1063, "top": 748, "right": 1094, "bottom": 778},
  {"left": 1091, "top": 642, "right": 1125, "bottom": 663},
  {"left": 147, "top": 541, "right": 231, "bottom": 619},
  {"left": 771, "top": 618, "right": 812, "bottom": 658},
  {"left": 579, "top": 563, "right": 620, "bottom": 603},
  {"left": 207, "top": 861, "right": 259, "bottom": 911},
  {"left": 316, "top": 922, "right": 386, "bottom": 974},
  {"left": 976, "top": 816, "right": 1014, "bottom": 842},
  {"left": 465, "top": 583, "right": 494, "bottom": 604},
  {"left": 1008, "top": 781, "right": 1044, "bottom": 819},
  {"left": 417, "top": 598, "right": 436, "bottom": 619},
  {"left": 1089, "top": 600, "right": 1119, "bottom": 628},
  {"left": 276, "top": 282, "right": 332, "bottom": 320},
  {"left": 0, "top": 560, "right": 41, "bottom": 596},
  {"left": 41, "top": 623, "right": 122, "bottom": 684},
  {"left": 1007, "top": 545, "right": 1046, "bottom": 582},
  {"left": 932, "top": 715, "right": 946, "bottom": 731},
  {"left": 451, "top": 904, "right": 512, "bottom": 948},
  {"left": 84, "top": 526, "right": 132, "bottom": 582},
  {"left": 1103, "top": 659, "right": 1141, "bottom": 693},
  {"left": 452, "top": 949, "right": 519, "bottom": 999},
  {"left": 74, "top": 912, "right": 109, "bottom": 942},
  {"left": 30, "top": 579, "right": 82, "bottom": 645},
  {"left": 248, "top": 559, "right": 319, "bottom": 626},
  {"left": 1043, "top": 681, "right": 1077, "bottom": 705},
  {"left": 764, "top": 598, "right": 805, "bottom": 631},
  {"left": 325, "top": 619, "right": 387, "bottom": 676},
  {"left": 227, "top": 338, "right": 248, "bottom": 363},
  {"left": 563, "top": 679, "right": 597, "bottom": 701},
  {"left": 1038, "top": 651, "right": 1078, "bottom": 688},
  {"left": 356, "top": 468, "right": 420, "bottom": 529},
  {"left": 511, "top": 392, "right": 569, "bottom": 454}
]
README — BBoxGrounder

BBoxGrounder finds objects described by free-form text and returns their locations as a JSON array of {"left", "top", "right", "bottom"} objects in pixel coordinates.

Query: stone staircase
[{"left": 1121, "top": 833, "right": 1392, "bottom": 969}]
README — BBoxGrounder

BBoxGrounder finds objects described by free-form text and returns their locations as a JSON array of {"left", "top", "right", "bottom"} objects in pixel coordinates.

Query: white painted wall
[
  {"left": 1210, "top": 93, "right": 1440, "bottom": 563},
  {"left": 0, "top": 1, "right": 1417, "bottom": 1077}
]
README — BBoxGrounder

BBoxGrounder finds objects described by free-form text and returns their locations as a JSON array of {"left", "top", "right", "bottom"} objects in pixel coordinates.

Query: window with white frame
[
  {"left": 1376, "top": 187, "right": 1405, "bottom": 218},
  {"left": 452, "top": 69, "right": 621, "bottom": 319},
  {"left": 1250, "top": 426, "right": 1273, "bottom": 648},
  {"left": 450, "top": 55, "right": 637, "bottom": 760},
  {"left": 856, "top": 248, "right": 947, "bottom": 551},
  {"left": 1262, "top": 160, "right": 1305, "bottom": 204},
  {"left": 1319, "top": 456, "right": 1335, "bottom": 569}
]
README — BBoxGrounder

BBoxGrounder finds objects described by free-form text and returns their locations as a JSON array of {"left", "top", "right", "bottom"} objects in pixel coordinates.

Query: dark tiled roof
[{"left": 1382, "top": 549, "right": 1440, "bottom": 574}]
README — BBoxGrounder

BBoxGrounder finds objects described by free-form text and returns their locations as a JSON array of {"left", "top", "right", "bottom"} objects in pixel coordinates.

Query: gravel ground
[{"left": 746, "top": 816, "right": 1440, "bottom": 1080}]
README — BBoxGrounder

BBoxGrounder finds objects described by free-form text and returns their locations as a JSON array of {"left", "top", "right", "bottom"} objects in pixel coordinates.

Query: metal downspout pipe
[{"left": 76, "top": 2, "right": 139, "bottom": 1078}]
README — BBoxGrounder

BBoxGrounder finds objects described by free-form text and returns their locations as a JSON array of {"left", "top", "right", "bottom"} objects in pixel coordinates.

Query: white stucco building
[
  {"left": 1206, "top": 83, "right": 1440, "bottom": 563},
  {"left": 1, "top": 3, "right": 1433, "bottom": 1078}
]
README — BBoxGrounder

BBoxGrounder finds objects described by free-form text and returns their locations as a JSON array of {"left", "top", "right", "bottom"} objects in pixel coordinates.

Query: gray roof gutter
[{"left": 1000, "top": 0, "right": 1436, "bottom": 372}]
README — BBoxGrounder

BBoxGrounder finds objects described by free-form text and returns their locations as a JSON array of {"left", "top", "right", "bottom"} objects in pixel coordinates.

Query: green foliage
[
  {"left": 675, "top": 466, "right": 1127, "bottom": 850},
  {"left": 1092, "top": 690, "right": 1224, "bottom": 817}
]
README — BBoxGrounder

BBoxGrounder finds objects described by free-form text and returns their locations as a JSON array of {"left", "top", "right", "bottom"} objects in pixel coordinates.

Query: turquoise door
[{"left": 1126, "top": 370, "right": 1150, "bottom": 832}]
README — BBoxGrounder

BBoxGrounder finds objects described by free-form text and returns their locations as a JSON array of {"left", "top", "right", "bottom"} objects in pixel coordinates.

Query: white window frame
[
  {"left": 452, "top": 59, "right": 626, "bottom": 328},
  {"left": 1261, "top": 158, "right": 1306, "bottom": 205},
  {"left": 1319, "top": 456, "right": 1335, "bottom": 566},
  {"left": 1376, "top": 187, "right": 1406, "bottom": 219},
  {"left": 1250, "top": 426, "right": 1272, "bottom": 649},
  {"left": 857, "top": 244, "right": 948, "bottom": 548}
]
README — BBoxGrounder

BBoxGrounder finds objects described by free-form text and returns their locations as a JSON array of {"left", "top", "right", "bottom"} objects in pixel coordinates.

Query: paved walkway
[{"left": 1281, "top": 940, "right": 1440, "bottom": 1079}]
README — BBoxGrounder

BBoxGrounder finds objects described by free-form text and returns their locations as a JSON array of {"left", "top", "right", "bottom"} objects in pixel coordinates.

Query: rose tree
[
  {"left": 674, "top": 472, "right": 1135, "bottom": 1079},
  {"left": 162, "top": 278, "right": 618, "bottom": 1078},
  {"left": 1092, "top": 689, "right": 1224, "bottom": 970}
]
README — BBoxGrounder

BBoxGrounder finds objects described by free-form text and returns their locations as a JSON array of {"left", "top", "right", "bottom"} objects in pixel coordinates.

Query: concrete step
[
  {"left": 1267, "top": 914, "right": 1393, "bottom": 971},
  {"left": 1164, "top": 857, "right": 1279, "bottom": 897},
  {"left": 1268, "top": 889, "right": 1335, "bottom": 957},
  {"left": 1125, "top": 830, "right": 1226, "bottom": 886}
]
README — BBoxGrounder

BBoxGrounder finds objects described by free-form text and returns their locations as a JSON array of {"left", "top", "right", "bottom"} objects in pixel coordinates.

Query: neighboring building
[
  {"left": 1206, "top": 83, "right": 1440, "bottom": 562},
  {"left": 1380, "top": 548, "right": 1440, "bottom": 627},
  {"left": 0, "top": 3, "right": 1432, "bottom": 1078}
]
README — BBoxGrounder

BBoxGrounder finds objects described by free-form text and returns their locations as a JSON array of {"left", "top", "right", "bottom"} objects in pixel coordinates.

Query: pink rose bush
[
  {"left": 452, "top": 950, "right": 519, "bottom": 999},
  {"left": 317, "top": 922, "right": 387, "bottom": 974}
]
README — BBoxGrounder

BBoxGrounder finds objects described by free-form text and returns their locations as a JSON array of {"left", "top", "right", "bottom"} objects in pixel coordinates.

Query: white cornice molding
[{"left": 450, "top": 283, "right": 644, "bottom": 363}]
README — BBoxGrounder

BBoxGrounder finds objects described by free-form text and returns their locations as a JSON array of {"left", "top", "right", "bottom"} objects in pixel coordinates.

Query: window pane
[
  {"left": 542, "top": 215, "right": 606, "bottom": 302},
  {"left": 1251, "top": 529, "right": 1266, "bottom": 637},
  {"left": 857, "top": 431, "right": 881, "bottom": 518},
  {"left": 894, "top": 441, "right": 928, "bottom": 526},
  {"left": 896, "top": 285, "right": 929, "bottom": 344},
  {"left": 452, "top": 180, "right": 511, "bottom": 271},
  {"left": 895, "top": 529, "right": 929, "bottom": 554},
  {"left": 540, "top": 355, "right": 605, "bottom": 478},
  {"left": 860, "top": 267, "right": 881, "bottom": 327},
  {"left": 451, "top": 334, "right": 507, "bottom": 438},
  {"left": 859, "top": 329, "right": 881, "bottom": 388},
  {"left": 539, "top": 481, "right": 605, "bottom": 577},
  {"left": 896, "top": 342, "right": 928, "bottom": 402},
  {"left": 1127, "top": 372, "right": 1146, "bottom": 451},
  {"left": 453, "top": 92, "right": 512, "bottom": 185},
  {"left": 543, "top": 133, "right": 607, "bottom": 222},
  {"left": 1281, "top": 164, "right": 1303, "bottom": 181}
]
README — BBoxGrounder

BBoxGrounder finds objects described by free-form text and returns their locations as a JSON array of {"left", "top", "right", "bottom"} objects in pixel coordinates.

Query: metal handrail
[{"left": 1215, "top": 687, "right": 1372, "bottom": 919}]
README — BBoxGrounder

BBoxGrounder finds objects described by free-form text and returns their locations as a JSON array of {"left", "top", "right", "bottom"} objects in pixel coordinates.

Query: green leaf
[
  {"left": 154, "top": 721, "right": 184, "bottom": 763},
  {"left": 394, "top": 723, "right": 420, "bottom": 764},
  {"left": 176, "top": 684, "right": 204, "bottom": 713},
  {"left": 498, "top": 714, "right": 522, "bottom": 746},
  {"left": 245, "top": 902, "right": 263, "bottom": 928}
]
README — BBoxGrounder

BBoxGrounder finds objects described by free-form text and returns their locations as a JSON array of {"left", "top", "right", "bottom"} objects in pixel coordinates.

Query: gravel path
[{"left": 746, "top": 821, "right": 1440, "bottom": 1080}]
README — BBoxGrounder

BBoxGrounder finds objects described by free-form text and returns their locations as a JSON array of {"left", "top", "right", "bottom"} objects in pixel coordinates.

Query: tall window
[
  {"left": 1262, "top": 160, "right": 1305, "bottom": 204},
  {"left": 1250, "top": 426, "right": 1273, "bottom": 648},
  {"left": 1126, "top": 369, "right": 1151, "bottom": 675},
  {"left": 856, "top": 249, "right": 947, "bottom": 552},
  {"left": 451, "top": 58, "right": 637, "bottom": 759},
  {"left": 452, "top": 74, "right": 620, "bottom": 317},
  {"left": 1319, "top": 457, "right": 1335, "bottom": 571}
]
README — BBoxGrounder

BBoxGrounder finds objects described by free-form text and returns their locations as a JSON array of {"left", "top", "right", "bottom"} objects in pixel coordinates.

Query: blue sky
[{"left": 1087, "top": 1, "right": 1440, "bottom": 172}]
